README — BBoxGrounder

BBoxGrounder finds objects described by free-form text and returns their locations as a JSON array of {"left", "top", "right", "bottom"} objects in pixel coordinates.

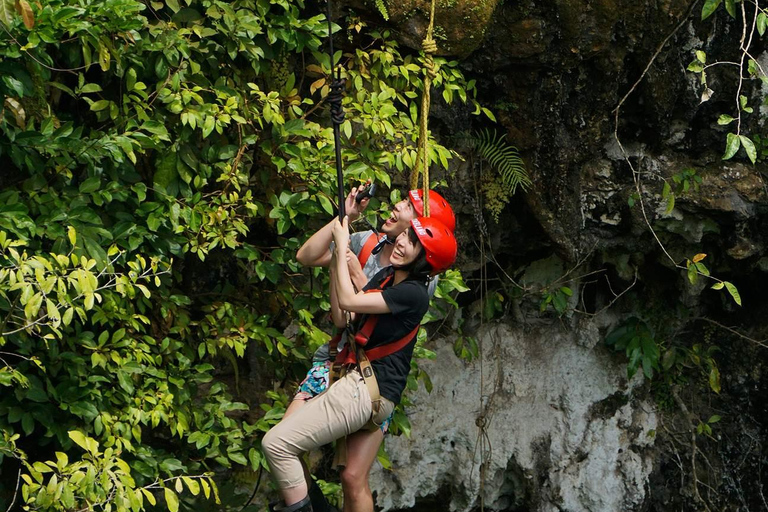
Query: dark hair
[{"left": 394, "top": 228, "right": 432, "bottom": 282}]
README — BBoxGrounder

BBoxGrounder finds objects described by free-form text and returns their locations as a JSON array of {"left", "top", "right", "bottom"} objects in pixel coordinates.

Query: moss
[{"left": 387, "top": 0, "right": 502, "bottom": 56}]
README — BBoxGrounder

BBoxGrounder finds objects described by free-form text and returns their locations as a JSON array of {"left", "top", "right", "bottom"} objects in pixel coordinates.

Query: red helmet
[
  {"left": 408, "top": 189, "right": 456, "bottom": 232},
  {"left": 410, "top": 217, "right": 457, "bottom": 275}
]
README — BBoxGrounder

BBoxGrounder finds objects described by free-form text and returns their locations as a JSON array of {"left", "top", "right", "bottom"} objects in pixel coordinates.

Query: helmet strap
[{"left": 370, "top": 234, "right": 395, "bottom": 256}]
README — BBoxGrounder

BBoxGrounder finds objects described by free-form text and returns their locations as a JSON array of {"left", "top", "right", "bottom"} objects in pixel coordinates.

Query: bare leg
[{"left": 339, "top": 429, "right": 384, "bottom": 512}]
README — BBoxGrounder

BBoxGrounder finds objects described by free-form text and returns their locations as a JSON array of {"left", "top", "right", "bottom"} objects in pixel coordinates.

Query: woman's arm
[
  {"left": 332, "top": 217, "right": 392, "bottom": 315},
  {"left": 329, "top": 263, "right": 350, "bottom": 328}
]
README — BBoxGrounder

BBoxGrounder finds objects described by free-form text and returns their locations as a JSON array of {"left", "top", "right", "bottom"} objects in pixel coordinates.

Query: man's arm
[
  {"left": 295, "top": 185, "right": 370, "bottom": 267},
  {"left": 345, "top": 248, "right": 368, "bottom": 291},
  {"left": 296, "top": 218, "right": 336, "bottom": 267}
]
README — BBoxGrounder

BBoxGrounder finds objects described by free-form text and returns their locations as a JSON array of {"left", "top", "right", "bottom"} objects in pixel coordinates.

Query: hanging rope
[
  {"left": 325, "top": 0, "right": 346, "bottom": 221},
  {"left": 408, "top": 0, "right": 438, "bottom": 218}
]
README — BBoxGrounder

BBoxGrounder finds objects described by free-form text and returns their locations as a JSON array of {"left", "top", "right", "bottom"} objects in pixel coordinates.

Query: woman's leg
[
  {"left": 339, "top": 429, "right": 384, "bottom": 512},
  {"left": 262, "top": 371, "right": 372, "bottom": 506}
]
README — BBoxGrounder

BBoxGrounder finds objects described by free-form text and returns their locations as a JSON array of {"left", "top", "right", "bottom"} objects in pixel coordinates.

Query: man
[{"left": 289, "top": 184, "right": 455, "bottom": 512}]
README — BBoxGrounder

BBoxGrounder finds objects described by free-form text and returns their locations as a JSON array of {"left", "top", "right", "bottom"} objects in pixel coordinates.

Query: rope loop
[
  {"left": 422, "top": 37, "right": 437, "bottom": 54},
  {"left": 328, "top": 76, "right": 346, "bottom": 125}
]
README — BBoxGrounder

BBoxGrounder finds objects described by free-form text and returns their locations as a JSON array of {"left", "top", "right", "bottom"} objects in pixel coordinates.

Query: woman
[{"left": 262, "top": 215, "right": 457, "bottom": 512}]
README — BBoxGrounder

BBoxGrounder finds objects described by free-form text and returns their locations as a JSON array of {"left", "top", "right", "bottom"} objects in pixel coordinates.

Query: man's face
[{"left": 381, "top": 198, "right": 416, "bottom": 238}]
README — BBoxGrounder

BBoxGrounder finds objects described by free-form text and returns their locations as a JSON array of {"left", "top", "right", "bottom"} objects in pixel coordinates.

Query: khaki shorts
[{"left": 262, "top": 370, "right": 392, "bottom": 490}]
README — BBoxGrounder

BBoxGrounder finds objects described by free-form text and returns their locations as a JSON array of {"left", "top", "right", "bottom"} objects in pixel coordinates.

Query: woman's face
[{"left": 390, "top": 228, "right": 422, "bottom": 267}]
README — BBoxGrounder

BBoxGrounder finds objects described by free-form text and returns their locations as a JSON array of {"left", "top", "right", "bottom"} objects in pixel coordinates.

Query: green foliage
[
  {"left": 661, "top": 168, "right": 702, "bottom": 214},
  {"left": 605, "top": 317, "right": 660, "bottom": 380},
  {"left": 539, "top": 286, "right": 572, "bottom": 316},
  {"left": 689, "top": 4, "right": 768, "bottom": 163},
  {"left": 466, "top": 129, "right": 531, "bottom": 222},
  {"left": 607, "top": 314, "right": 722, "bottom": 397},
  {"left": 373, "top": 0, "right": 389, "bottom": 21},
  {"left": 684, "top": 254, "right": 741, "bottom": 306},
  {"left": 0, "top": 0, "right": 480, "bottom": 509},
  {"left": 696, "top": 414, "right": 721, "bottom": 437}
]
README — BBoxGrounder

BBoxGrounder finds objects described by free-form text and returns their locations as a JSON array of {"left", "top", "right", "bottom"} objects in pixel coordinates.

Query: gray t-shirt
[{"left": 313, "top": 230, "right": 437, "bottom": 362}]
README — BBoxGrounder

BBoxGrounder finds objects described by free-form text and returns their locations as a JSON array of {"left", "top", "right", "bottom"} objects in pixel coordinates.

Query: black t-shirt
[{"left": 359, "top": 267, "right": 429, "bottom": 404}]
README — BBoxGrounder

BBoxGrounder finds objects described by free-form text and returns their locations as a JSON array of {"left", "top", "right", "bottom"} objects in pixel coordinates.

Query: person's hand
[
  {"left": 346, "top": 247, "right": 363, "bottom": 276},
  {"left": 344, "top": 180, "right": 371, "bottom": 221},
  {"left": 331, "top": 215, "right": 350, "bottom": 252}
]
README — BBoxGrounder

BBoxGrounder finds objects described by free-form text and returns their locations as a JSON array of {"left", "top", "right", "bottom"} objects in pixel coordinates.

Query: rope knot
[
  {"left": 328, "top": 77, "right": 346, "bottom": 125},
  {"left": 422, "top": 38, "right": 437, "bottom": 80},
  {"left": 422, "top": 37, "right": 437, "bottom": 55}
]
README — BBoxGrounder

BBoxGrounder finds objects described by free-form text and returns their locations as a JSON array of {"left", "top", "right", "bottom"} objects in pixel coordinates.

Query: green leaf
[
  {"left": 164, "top": 488, "right": 179, "bottom": 512},
  {"left": 701, "top": 0, "right": 721, "bottom": 20},
  {"left": 228, "top": 451, "right": 248, "bottom": 466},
  {"left": 90, "top": 100, "right": 110, "bottom": 111},
  {"left": 24, "top": 292, "right": 42, "bottom": 319},
  {"left": 758, "top": 12, "right": 767, "bottom": 36},
  {"left": 708, "top": 414, "right": 721, "bottom": 423},
  {"left": 709, "top": 366, "right": 721, "bottom": 393},
  {"left": 202, "top": 116, "right": 215, "bottom": 138},
  {"left": 0, "top": 0, "right": 15, "bottom": 27},
  {"left": 79, "top": 177, "right": 101, "bottom": 194},
  {"left": 711, "top": 282, "right": 725, "bottom": 290},
  {"left": 739, "top": 135, "right": 757, "bottom": 163},
  {"left": 723, "top": 281, "right": 741, "bottom": 306},
  {"left": 80, "top": 83, "right": 102, "bottom": 94},
  {"left": 724, "top": 0, "right": 735, "bottom": 17},
  {"left": 696, "top": 50, "right": 706, "bottom": 63},
  {"left": 68, "top": 431, "right": 88, "bottom": 451},
  {"left": 723, "top": 133, "right": 740, "bottom": 160},
  {"left": 664, "top": 194, "right": 675, "bottom": 215},
  {"left": 98, "top": 43, "right": 110, "bottom": 72},
  {"left": 687, "top": 263, "right": 698, "bottom": 284},
  {"left": 154, "top": 153, "right": 178, "bottom": 191},
  {"left": 717, "top": 114, "right": 734, "bottom": 125}
]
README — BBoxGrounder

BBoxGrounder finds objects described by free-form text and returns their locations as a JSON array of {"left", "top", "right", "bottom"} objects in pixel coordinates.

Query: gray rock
[{"left": 371, "top": 323, "right": 656, "bottom": 512}]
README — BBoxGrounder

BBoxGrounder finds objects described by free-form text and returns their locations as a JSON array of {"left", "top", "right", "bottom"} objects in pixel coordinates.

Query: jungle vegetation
[{"left": 0, "top": 0, "right": 480, "bottom": 509}]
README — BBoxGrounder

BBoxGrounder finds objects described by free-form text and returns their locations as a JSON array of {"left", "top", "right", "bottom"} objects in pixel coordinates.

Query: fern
[
  {"left": 462, "top": 129, "right": 530, "bottom": 222},
  {"left": 374, "top": 0, "right": 389, "bottom": 20},
  {"left": 470, "top": 128, "right": 531, "bottom": 194}
]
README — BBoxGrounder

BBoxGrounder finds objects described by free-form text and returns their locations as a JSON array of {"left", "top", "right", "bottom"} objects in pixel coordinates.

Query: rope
[
  {"left": 409, "top": 0, "right": 438, "bottom": 217},
  {"left": 325, "top": 0, "right": 346, "bottom": 221}
]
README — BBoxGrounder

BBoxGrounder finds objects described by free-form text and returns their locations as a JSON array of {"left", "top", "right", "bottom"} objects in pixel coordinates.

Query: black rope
[
  {"left": 327, "top": 78, "right": 345, "bottom": 125},
  {"left": 239, "top": 464, "right": 264, "bottom": 512},
  {"left": 325, "top": 0, "right": 346, "bottom": 221}
]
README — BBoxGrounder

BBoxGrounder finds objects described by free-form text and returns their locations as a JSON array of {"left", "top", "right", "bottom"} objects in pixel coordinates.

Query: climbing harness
[{"left": 329, "top": 271, "right": 420, "bottom": 467}]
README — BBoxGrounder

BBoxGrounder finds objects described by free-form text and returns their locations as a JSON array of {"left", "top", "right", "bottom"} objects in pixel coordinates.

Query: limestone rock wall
[{"left": 371, "top": 322, "right": 657, "bottom": 511}]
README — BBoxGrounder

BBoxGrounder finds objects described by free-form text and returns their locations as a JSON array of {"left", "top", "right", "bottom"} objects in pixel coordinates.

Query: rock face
[
  {"left": 371, "top": 323, "right": 657, "bottom": 511},
  {"left": 328, "top": 0, "right": 768, "bottom": 510}
]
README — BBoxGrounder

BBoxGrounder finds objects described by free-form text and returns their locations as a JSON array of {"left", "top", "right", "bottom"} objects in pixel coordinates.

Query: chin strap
[{"left": 370, "top": 234, "right": 394, "bottom": 256}]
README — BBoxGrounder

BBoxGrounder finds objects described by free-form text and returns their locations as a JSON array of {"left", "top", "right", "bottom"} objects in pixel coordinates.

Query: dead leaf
[
  {"left": 309, "top": 77, "right": 325, "bottom": 95},
  {"left": 15, "top": 0, "right": 34, "bottom": 29},
  {"left": 4, "top": 97, "right": 26, "bottom": 129}
]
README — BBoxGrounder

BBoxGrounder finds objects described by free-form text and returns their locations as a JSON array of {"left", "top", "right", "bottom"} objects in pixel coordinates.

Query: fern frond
[
  {"left": 375, "top": 0, "right": 389, "bottom": 20},
  {"left": 469, "top": 129, "right": 531, "bottom": 194}
]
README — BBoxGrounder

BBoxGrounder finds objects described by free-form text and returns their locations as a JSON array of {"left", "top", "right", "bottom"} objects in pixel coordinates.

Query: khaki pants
[{"left": 262, "top": 370, "right": 392, "bottom": 490}]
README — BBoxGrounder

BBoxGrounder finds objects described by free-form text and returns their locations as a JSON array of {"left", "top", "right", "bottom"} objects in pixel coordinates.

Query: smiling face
[
  {"left": 389, "top": 228, "right": 423, "bottom": 267},
  {"left": 381, "top": 197, "right": 416, "bottom": 238}
]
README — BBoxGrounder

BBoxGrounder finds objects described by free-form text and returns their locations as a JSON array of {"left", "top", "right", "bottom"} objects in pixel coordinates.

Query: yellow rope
[{"left": 409, "top": 0, "right": 438, "bottom": 217}]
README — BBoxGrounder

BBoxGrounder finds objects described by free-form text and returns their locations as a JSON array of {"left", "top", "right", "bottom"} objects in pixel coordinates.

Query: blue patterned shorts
[{"left": 295, "top": 361, "right": 392, "bottom": 433}]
